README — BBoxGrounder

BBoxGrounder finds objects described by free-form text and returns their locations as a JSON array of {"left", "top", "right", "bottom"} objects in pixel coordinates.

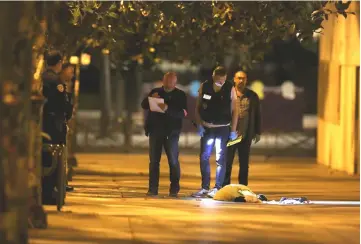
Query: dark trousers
[
  {"left": 200, "top": 126, "right": 230, "bottom": 190},
  {"left": 223, "top": 137, "right": 252, "bottom": 186},
  {"left": 148, "top": 131, "right": 181, "bottom": 194}
]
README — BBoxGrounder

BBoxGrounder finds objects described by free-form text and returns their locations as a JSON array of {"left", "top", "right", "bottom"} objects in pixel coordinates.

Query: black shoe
[
  {"left": 146, "top": 191, "right": 158, "bottom": 197},
  {"left": 169, "top": 192, "right": 178, "bottom": 198},
  {"left": 257, "top": 194, "right": 268, "bottom": 201},
  {"left": 66, "top": 185, "right": 74, "bottom": 192}
]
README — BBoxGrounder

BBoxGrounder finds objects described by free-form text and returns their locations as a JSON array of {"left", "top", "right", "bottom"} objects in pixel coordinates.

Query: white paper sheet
[{"left": 148, "top": 97, "right": 165, "bottom": 113}]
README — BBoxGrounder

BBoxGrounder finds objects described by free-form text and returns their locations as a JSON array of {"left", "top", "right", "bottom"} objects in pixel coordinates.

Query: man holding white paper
[
  {"left": 148, "top": 96, "right": 166, "bottom": 113},
  {"left": 141, "top": 72, "right": 187, "bottom": 197}
]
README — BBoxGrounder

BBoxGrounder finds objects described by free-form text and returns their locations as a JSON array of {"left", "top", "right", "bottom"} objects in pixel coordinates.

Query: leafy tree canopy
[{"left": 58, "top": 1, "right": 353, "bottom": 68}]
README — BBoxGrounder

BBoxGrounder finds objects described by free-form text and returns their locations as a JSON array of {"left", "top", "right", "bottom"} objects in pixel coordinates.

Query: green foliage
[
  {"left": 44, "top": 2, "right": 98, "bottom": 56},
  {"left": 60, "top": 1, "right": 353, "bottom": 67}
]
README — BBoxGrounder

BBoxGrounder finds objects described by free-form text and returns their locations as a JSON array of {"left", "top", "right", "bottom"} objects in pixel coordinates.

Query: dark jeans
[
  {"left": 200, "top": 126, "right": 230, "bottom": 190},
  {"left": 148, "top": 131, "right": 181, "bottom": 194},
  {"left": 223, "top": 137, "right": 252, "bottom": 186}
]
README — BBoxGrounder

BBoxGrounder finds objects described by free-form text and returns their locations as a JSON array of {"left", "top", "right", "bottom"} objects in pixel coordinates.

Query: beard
[{"left": 237, "top": 83, "right": 246, "bottom": 91}]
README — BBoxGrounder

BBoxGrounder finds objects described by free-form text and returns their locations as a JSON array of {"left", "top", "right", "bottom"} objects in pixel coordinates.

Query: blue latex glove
[
  {"left": 197, "top": 125, "right": 205, "bottom": 137},
  {"left": 229, "top": 131, "right": 237, "bottom": 141}
]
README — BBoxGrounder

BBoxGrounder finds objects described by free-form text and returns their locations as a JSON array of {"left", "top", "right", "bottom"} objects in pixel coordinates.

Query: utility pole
[{"left": 27, "top": 1, "right": 48, "bottom": 229}]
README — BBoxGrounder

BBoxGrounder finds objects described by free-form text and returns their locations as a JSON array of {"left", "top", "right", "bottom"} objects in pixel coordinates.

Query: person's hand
[
  {"left": 229, "top": 131, "right": 238, "bottom": 141},
  {"left": 253, "top": 134, "right": 261, "bottom": 144},
  {"left": 183, "top": 109, "right": 188, "bottom": 117},
  {"left": 158, "top": 103, "right": 168, "bottom": 111},
  {"left": 197, "top": 125, "right": 205, "bottom": 137},
  {"left": 65, "top": 81, "right": 72, "bottom": 92}
]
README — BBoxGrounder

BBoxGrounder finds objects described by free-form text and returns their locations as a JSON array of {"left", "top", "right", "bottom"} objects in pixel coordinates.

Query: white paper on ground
[
  {"left": 263, "top": 200, "right": 360, "bottom": 205},
  {"left": 148, "top": 97, "right": 165, "bottom": 113}
]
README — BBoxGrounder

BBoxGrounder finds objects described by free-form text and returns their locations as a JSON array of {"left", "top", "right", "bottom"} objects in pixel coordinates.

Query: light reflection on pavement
[{"left": 30, "top": 154, "right": 360, "bottom": 244}]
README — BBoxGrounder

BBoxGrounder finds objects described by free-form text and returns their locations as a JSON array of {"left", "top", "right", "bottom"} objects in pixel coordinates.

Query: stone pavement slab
[{"left": 30, "top": 154, "right": 360, "bottom": 244}]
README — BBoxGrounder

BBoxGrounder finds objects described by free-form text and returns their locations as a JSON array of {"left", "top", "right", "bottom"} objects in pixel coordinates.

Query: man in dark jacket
[
  {"left": 42, "top": 52, "right": 74, "bottom": 204},
  {"left": 223, "top": 71, "right": 262, "bottom": 187},
  {"left": 141, "top": 72, "right": 187, "bottom": 197}
]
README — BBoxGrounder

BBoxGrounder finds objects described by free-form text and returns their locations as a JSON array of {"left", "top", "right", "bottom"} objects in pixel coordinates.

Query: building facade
[{"left": 317, "top": 1, "right": 360, "bottom": 175}]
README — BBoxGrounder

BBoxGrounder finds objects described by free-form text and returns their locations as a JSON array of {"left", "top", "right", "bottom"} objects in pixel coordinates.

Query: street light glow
[
  {"left": 80, "top": 53, "right": 91, "bottom": 66},
  {"left": 69, "top": 56, "right": 79, "bottom": 65}
]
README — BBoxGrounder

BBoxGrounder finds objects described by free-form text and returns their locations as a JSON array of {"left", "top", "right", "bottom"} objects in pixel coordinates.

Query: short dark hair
[
  {"left": 62, "top": 63, "right": 74, "bottom": 70},
  {"left": 235, "top": 70, "right": 247, "bottom": 77},
  {"left": 213, "top": 66, "right": 227, "bottom": 77},
  {"left": 45, "top": 51, "right": 62, "bottom": 66}
]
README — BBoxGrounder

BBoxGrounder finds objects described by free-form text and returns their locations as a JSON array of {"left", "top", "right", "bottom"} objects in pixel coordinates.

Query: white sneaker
[
  {"left": 207, "top": 188, "right": 219, "bottom": 198},
  {"left": 192, "top": 188, "right": 209, "bottom": 197}
]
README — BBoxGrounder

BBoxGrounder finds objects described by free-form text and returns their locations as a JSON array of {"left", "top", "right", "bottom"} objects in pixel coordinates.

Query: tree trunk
[
  {"left": 27, "top": 1, "right": 48, "bottom": 229},
  {"left": 115, "top": 69, "right": 126, "bottom": 150},
  {"left": 122, "top": 61, "right": 143, "bottom": 152},
  {"left": 115, "top": 70, "right": 126, "bottom": 124},
  {"left": 99, "top": 49, "right": 112, "bottom": 138},
  {"left": 0, "top": 2, "right": 35, "bottom": 242}
]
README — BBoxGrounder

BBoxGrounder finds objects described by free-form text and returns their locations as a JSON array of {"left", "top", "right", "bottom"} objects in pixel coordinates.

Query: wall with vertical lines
[{"left": 317, "top": 1, "right": 360, "bottom": 175}]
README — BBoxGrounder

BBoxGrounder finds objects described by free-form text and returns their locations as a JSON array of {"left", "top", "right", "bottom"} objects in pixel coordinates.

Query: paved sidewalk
[{"left": 30, "top": 154, "right": 360, "bottom": 244}]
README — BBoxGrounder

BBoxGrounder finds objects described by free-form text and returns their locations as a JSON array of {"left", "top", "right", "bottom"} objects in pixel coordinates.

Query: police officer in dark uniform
[
  {"left": 42, "top": 52, "right": 74, "bottom": 204},
  {"left": 141, "top": 72, "right": 187, "bottom": 197},
  {"left": 192, "top": 66, "right": 239, "bottom": 198}
]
